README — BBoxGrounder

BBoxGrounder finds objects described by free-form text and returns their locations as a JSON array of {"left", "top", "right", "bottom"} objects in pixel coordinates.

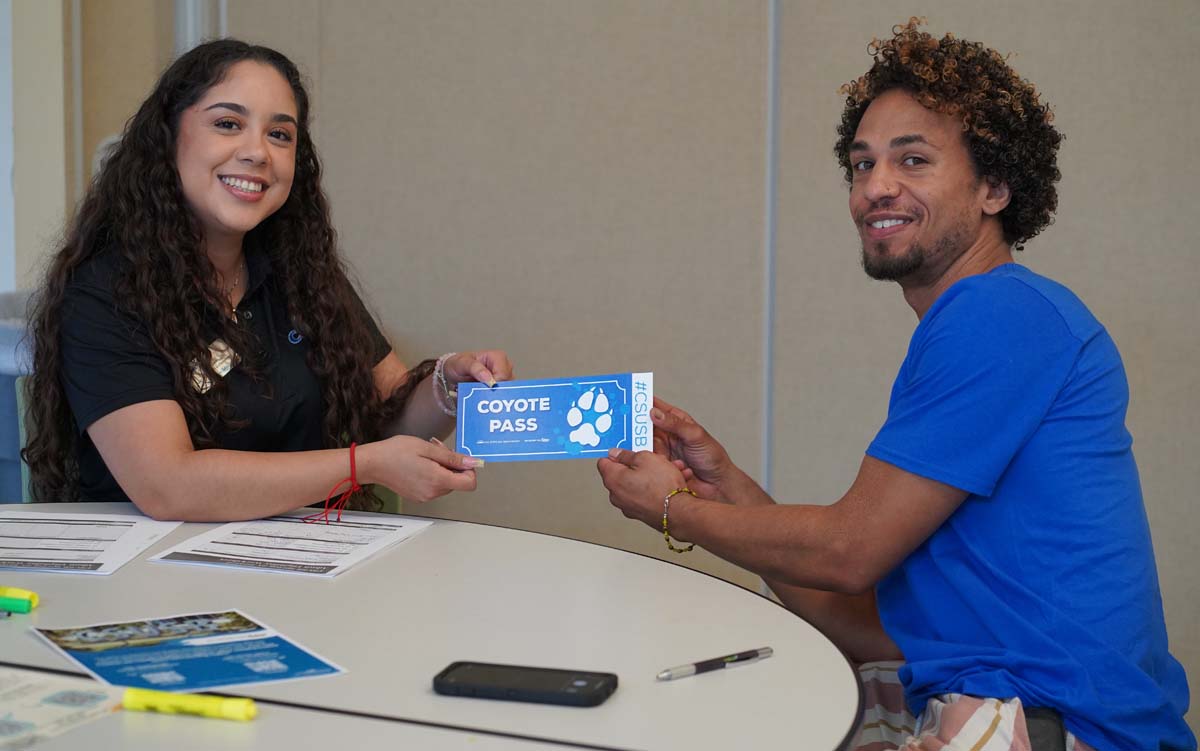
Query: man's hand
[
  {"left": 596, "top": 448, "right": 687, "bottom": 530},
  {"left": 651, "top": 397, "right": 734, "bottom": 500}
]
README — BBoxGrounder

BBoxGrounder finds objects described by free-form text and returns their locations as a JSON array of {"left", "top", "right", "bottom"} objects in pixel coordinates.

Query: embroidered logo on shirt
[{"left": 288, "top": 329, "right": 303, "bottom": 345}]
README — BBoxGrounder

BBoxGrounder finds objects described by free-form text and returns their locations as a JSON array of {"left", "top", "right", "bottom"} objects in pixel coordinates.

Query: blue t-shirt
[{"left": 868, "top": 264, "right": 1193, "bottom": 751}]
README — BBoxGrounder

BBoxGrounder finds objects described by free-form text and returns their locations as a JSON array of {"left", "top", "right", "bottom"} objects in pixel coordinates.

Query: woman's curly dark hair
[
  {"left": 23, "top": 39, "right": 429, "bottom": 504},
  {"left": 834, "top": 18, "right": 1063, "bottom": 250}
]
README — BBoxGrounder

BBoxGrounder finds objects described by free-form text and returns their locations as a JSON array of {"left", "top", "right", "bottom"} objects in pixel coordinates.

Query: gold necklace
[
  {"left": 222, "top": 258, "right": 247, "bottom": 321},
  {"left": 222, "top": 259, "right": 247, "bottom": 300}
]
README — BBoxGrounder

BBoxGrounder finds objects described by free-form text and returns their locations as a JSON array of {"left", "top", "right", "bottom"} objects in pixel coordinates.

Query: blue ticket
[{"left": 456, "top": 372, "right": 653, "bottom": 462}]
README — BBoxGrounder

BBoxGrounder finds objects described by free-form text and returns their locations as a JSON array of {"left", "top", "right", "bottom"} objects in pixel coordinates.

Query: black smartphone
[{"left": 433, "top": 661, "right": 618, "bottom": 707}]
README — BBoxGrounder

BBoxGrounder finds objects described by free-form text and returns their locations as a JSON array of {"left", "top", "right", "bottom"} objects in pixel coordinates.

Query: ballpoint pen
[{"left": 655, "top": 646, "right": 774, "bottom": 681}]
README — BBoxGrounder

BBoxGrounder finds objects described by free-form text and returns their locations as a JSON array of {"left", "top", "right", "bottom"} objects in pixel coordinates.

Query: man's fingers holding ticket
[
  {"left": 605, "top": 447, "right": 639, "bottom": 466},
  {"left": 651, "top": 397, "right": 708, "bottom": 444},
  {"left": 597, "top": 449, "right": 686, "bottom": 529},
  {"left": 648, "top": 396, "right": 733, "bottom": 492}
]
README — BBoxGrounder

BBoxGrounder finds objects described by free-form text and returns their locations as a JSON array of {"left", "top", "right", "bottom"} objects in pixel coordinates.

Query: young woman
[{"left": 23, "top": 39, "right": 510, "bottom": 520}]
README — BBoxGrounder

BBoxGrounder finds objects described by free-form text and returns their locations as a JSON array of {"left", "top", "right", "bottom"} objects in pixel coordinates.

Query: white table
[{"left": 0, "top": 503, "right": 862, "bottom": 749}]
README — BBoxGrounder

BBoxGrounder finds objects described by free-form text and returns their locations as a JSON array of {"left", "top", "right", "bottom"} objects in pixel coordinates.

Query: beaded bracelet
[
  {"left": 433, "top": 352, "right": 458, "bottom": 416},
  {"left": 662, "top": 487, "right": 697, "bottom": 553}
]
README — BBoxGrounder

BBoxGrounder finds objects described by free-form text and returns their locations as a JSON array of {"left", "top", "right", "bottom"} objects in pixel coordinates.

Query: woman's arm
[
  {"left": 87, "top": 399, "right": 480, "bottom": 521},
  {"left": 372, "top": 353, "right": 453, "bottom": 440},
  {"left": 373, "top": 350, "right": 514, "bottom": 440}
]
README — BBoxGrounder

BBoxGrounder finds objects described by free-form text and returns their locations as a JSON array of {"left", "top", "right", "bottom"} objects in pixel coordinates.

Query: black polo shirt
[{"left": 59, "top": 248, "right": 391, "bottom": 502}]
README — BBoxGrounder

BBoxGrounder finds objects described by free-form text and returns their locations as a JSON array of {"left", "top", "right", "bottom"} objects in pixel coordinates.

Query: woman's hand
[
  {"left": 361, "top": 435, "right": 483, "bottom": 502},
  {"left": 443, "top": 350, "right": 514, "bottom": 388}
]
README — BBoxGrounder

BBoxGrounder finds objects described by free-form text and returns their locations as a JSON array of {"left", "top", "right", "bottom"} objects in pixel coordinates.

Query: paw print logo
[{"left": 567, "top": 387, "right": 613, "bottom": 447}]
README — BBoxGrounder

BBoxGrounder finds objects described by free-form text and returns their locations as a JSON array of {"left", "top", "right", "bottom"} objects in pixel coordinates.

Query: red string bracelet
[{"left": 303, "top": 442, "right": 361, "bottom": 524}]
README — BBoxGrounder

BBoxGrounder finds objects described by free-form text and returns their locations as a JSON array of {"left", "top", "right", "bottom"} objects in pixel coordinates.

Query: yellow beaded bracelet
[{"left": 662, "top": 487, "right": 697, "bottom": 553}]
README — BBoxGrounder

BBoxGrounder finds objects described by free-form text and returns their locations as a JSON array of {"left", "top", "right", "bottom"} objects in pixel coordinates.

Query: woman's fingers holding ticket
[
  {"left": 423, "top": 437, "right": 484, "bottom": 472},
  {"left": 444, "top": 350, "right": 514, "bottom": 388},
  {"left": 364, "top": 435, "right": 480, "bottom": 502}
]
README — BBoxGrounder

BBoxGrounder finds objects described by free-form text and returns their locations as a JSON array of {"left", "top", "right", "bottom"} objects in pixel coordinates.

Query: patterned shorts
[{"left": 853, "top": 661, "right": 1096, "bottom": 751}]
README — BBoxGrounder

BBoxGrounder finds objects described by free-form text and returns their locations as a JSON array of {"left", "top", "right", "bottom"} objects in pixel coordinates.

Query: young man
[{"left": 597, "top": 19, "right": 1193, "bottom": 751}]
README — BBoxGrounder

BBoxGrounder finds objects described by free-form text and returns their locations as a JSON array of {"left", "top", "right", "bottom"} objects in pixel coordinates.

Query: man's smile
[{"left": 862, "top": 211, "right": 917, "bottom": 241}]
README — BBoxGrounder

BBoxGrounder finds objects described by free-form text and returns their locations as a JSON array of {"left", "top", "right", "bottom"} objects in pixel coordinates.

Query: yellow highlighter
[
  {"left": 0, "top": 586, "right": 38, "bottom": 613},
  {"left": 122, "top": 688, "right": 257, "bottom": 721}
]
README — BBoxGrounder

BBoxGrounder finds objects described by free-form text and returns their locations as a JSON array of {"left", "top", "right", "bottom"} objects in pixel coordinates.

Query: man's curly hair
[{"left": 834, "top": 18, "right": 1063, "bottom": 250}]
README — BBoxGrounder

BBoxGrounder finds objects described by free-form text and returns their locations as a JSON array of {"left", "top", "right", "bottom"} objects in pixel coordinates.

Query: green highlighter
[{"left": 0, "top": 586, "right": 38, "bottom": 613}]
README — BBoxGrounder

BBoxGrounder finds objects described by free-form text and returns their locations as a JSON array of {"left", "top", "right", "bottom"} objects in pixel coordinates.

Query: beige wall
[
  {"left": 11, "top": 0, "right": 67, "bottom": 288},
  {"left": 8, "top": 0, "right": 172, "bottom": 286},
  {"left": 80, "top": 0, "right": 174, "bottom": 188},
  {"left": 228, "top": 0, "right": 771, "bottom": 589},
  {"left": 52, "top": 0, "right": 1196, "bottom": 733}
]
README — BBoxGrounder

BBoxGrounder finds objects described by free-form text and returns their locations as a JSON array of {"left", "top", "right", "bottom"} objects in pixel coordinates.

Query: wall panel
[
  {"left": 12, "top": 0, "right": 67, "bottom": 289},
  {"left": 80, "top": 0, "right": 173, "bottom": 186},
  {"left": 229, "top": 0, "right": 769, "bottom": 588}
]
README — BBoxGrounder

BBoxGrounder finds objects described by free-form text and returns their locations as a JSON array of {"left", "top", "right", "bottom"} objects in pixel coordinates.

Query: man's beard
[
  {"left": 861, "top": 240, "right": 926, "bottom": 281},
  {"left": 859, "top": 220, "right": 973, "bottom": 282}
]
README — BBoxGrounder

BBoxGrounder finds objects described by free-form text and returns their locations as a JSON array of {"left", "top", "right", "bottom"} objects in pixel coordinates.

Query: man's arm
[
  {"left": 701, "top": 465, "right": 904, "bottom": 661},
  {"left": 766, "top": 582, "right": 902, "bottom": 663},
  {"left": 671, "top": 462, "right": 903, "bottom": 661},
  {"left": 599, "top": 451, "right": 967, "bottom": 594},
  {"left": 673, "top": 455, "right": 966, "bottom": 592},
  {"left": 599, "top": 400, "right": 965, "bottom": 654}
]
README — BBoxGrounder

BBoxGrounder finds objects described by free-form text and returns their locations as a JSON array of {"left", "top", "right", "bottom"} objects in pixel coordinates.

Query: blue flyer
[
  {"left": 32, "top": 610, "right": 344, "bottom": 691},
  {"left": 456, "top": 372, "right": 653, "bottom": 462}
]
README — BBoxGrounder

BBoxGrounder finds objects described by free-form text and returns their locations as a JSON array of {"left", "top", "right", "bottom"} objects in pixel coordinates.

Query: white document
[
  {"left": 0, "top": 667, "right": 123, "bottom": 749},
  {"left": 0, "top": 512, "right": 180, "bottom": 575},
  {"left": 147, "top": 510, "right": 433, "bottom": 577}
]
